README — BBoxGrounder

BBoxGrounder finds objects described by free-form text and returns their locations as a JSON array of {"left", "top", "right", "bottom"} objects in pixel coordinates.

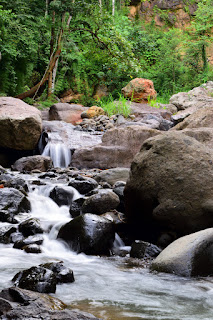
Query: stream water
[{"left": 1, "top": 174, "right": 213, "bottom": 320}]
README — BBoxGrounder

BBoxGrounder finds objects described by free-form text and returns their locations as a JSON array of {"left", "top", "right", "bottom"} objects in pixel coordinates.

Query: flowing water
[
  {"left": 40, "top": 121, "right": 102, "bottom": 168},
  {"left": 1, "top": 175, "right": 213, "bottom": 320}
]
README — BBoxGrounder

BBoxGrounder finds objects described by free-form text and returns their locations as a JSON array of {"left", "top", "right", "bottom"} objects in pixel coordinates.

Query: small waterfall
[{"left": 40, "top": 131, "right": 71, "bottom": 168}]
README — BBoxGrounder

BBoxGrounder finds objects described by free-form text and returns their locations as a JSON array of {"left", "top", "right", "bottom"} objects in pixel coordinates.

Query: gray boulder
[
  {"left": 124, "top": 131, "right": 213, "bottom": 242},
  {"left": 0, "top": 97, "right": 42, "bottom": 150},
  {"left": 172, "top": 107, "right": 213, "bottom": 130},
  {"left": 151, "top": 228, "right": 213, "bottom": 277},
  {"left": 71, "top": 125, "right": 160, "bottom": 169},
  {"left": 12, "top": 155, "right": 53, "bottom": 172},
  {"left": 169, "top": 82, "right": 213, "bottom": 111}
]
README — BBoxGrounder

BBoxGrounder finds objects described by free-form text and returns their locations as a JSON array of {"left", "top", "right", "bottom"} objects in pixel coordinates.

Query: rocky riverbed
[{"left": 1, "top": 81, "right": 213, "bottom": 319}]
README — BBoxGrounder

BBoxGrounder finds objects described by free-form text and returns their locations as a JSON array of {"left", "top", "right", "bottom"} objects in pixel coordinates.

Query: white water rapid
[{"left": 1, "top": 176, "right": 213, "bottom": 320}]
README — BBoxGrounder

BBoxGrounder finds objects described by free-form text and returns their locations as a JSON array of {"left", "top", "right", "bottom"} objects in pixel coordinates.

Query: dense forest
[{"left": 0, "top": 0, "right": 213, "bottom": 107}]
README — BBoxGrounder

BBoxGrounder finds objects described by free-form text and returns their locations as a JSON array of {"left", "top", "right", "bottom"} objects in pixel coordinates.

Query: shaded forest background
[{"left": 0, "top": 0, "right": 213, "bottom": 106}]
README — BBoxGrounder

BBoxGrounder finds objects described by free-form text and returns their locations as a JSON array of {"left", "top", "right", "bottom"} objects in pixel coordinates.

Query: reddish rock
[
  {"left": 49, "top": 103, "right": 88, "bottom": 125},
  {"left": 81, "top": 106, "right": 105, "bottom": 119},
  {"left": 60, "top": 89, "right": 83, "bottom": 103},
  {"left": 122, "top": 78, "right": 157, "bottom": 103}
]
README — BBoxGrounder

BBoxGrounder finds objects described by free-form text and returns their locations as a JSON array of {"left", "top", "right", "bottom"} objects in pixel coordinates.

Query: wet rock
[
  {"left": 0, "top": 287, "right": 102, "bottom": 319},
  {"left": 0, "top": 174, "right": 28, "bottom": 192},
  {"left": 19, "top": 218, "right": 43, "bottom": 237},
  {"left": 82, "top": 189, "right": 120, "bottom": 215},
  {"left": 0, "top": 297, "right": 13, "bottom": 316},
  {"left": 113, "top": 181, "right": 126, "bottom": 212},
  {"left": 0, "top": 225, "right": 17, "bottom": 244},
  {"left": 0, "top": 188, "right": 31, "bottom": 217},
  {"left": 130, "top": 240, "right": 161, "bottom": 259},
  {"left": 41, "top": 261, "right": 75, "bottom": 283},
  {"left": 49, "top": 186, "right": 77, "bottom": 206},
  {"left": 69, "top": 197, "right": 85, "bottom": 218},
  {"left": 0, "top": 97, "right": 42, "bottom": 150},
  {"left": 58, "top": 213, "right": 115, "bottom": 255},
  {"left": 12, "top": 266, "right": 57, "bottom": 293},
  {"left": 151, "top": 228, "right": 213, "bottom": 277},
  {"left": 68, "top": 176, "right": 98, "bottom": 194},
  {"left": 13, "top": 235, "right": 43, "bottom": 249},
  {"left": 124, "top": 131, "right": 213, "bottom": 242},
  {"left": 12, "top": 155, "right": 53, "bottom": 173},
  {"left": 23, "top": 244, "right": 42, "bottom": 254},
  {"left": 122, "top": 78, "right": 157, "bottom": 102}
]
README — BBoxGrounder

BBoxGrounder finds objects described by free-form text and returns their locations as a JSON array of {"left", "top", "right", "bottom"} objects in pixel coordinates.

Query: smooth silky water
[{"left": 1, "top": 176, "right": 213, "bottom": 320}]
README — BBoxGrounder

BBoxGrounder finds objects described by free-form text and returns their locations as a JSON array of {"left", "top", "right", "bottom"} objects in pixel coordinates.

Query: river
[{"left": 0, "top": 174, "right": 213, "bottom": 320}]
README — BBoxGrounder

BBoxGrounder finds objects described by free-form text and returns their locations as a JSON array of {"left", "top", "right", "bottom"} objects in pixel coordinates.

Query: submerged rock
[
  {"left": 151, "top": 228, "right": 213, "bottom": 277},
  {"left": 58, "top": 213, "right": 115, "bottom": 255}
]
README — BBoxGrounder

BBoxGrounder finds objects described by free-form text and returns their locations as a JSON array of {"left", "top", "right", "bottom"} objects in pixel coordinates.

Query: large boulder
[
  {"left": 12, "top": 155, "right": 53, "bottom": 172},
  {"left": 57, "top": 213, "right": 115, "bottom": 255},
  {"left": 172, "top": 107, "right": 213, "bottom": 130},
  {"left": 121, "top": 78, "right": 157, "bottom": 102},
  {"left": 71, "top": 125, "right": 160, "bottom": 169},
  {"left": 0, "top": 97, "right": 42, "bottom": 150},
  {"left": 169, "top": 82, "right": 213, "bottom": 111},
  {"left": 124, "top": 131, "right": 213, "bottom": 242},
  {"left": 49, "top": 103, "right": 88, "bottom": 125},
  {"left": 151, "top": 228, "right": 213, "bottom": 277},
  {"left": 0, "top": 287, "right": 101, "bottom": 319}
]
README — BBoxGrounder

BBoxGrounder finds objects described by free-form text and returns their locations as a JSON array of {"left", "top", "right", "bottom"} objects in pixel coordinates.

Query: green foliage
[
  {"left": 98, "top": 94, "right": 131, "bottom": 117},
  {"left": 0, "top": 0, "right": 213, "bottom": 103}
]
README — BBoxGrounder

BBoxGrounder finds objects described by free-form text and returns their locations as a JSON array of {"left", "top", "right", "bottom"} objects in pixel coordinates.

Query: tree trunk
[
  {"left": 48, "top": 11, "right": 56, "bottom": 97},
  {"left": 16, "top": 49, "right": 61, "bottom": 100},
  {"left": 112, "top": 0, "right": 115, "bottom": 16}
]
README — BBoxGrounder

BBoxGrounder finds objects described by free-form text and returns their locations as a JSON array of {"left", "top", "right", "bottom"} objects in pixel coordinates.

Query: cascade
[
  {"left": 39, "top": 121, "right": 103, "bottom": 168},
  {"left": 41, "top": 131, "right": 72, "bottom": 168}
]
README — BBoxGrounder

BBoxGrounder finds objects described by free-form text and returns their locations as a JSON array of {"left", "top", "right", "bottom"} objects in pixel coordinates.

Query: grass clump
[{"left": 98, "top": 94, "right": 131, "bottom": 118}]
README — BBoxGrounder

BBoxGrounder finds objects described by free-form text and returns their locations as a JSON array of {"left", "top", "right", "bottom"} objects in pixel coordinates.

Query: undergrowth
[{"left": 98, "top": 94, "right": 131, "bottom": 117}]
